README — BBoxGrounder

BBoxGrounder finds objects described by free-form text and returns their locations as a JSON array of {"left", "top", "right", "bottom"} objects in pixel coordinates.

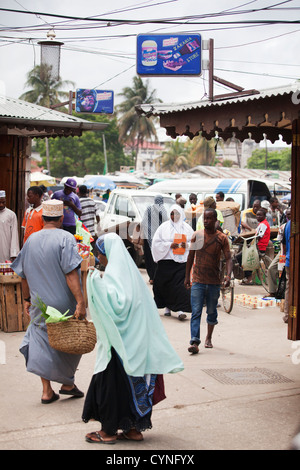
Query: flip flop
[
  {"left": 205, "top": 342, "right": 213, "bottom": 349},
  {"left": 41, "top": 392, "right": 59, "bottom": 404},
  {"left": 117, "top": 432, "right": 144, "bottom": 441},
  {"left": 59, "top": 385, "right": 84, "bottom": 398},
  {"left": 85, "top": 431, "right": 116, "bottom": 444}
]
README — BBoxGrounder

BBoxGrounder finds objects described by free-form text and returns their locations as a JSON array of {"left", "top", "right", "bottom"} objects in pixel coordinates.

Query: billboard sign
[
  {"left": 75, "top": 89, "right": 114, "bottom": 114},
  {"left": 137, "top": 34, "right": 201, "bottom": 76}
]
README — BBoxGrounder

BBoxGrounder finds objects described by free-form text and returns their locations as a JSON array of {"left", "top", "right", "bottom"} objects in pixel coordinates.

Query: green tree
[
  {"left": 117, "top": 76, "right": 161, "bottom": 169},
  {"left": 188, "top": 133, "right": 218, "bottom": 166},
  {"left": 19, "top": 64, "right": 74, "bottom": 108},
  {"left": 35, "top": 114, "right": 131, "bottom": 178},
  {"left": 247, "top": 148, "right": 291, "bottom": 170}
]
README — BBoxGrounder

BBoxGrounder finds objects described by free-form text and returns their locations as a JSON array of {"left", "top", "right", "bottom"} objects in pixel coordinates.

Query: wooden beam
[
  {"left": 288, "top": 119, "right": 300, "bottom": 340},
  {"left": 213, "top": 75, "right": 244, "bottom": 92}
]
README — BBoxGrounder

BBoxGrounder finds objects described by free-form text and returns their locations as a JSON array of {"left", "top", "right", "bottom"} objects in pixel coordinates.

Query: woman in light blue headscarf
[{"left": 82, "top": 233, "right": 184, "bottom": 444}]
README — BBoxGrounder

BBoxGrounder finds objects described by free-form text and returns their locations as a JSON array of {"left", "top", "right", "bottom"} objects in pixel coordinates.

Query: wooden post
[
  {"left": 208, "top": 38, "right": 214, "bottom": 102},
  {"left": 288, "top": 119, "right": 300, "bottom": 340}
]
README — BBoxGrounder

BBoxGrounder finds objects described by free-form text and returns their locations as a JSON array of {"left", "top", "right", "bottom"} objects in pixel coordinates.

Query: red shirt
[{"left": 256, "top": 220, "right": 270, "bottom": 251}]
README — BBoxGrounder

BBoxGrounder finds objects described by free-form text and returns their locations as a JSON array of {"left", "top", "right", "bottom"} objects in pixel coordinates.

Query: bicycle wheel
[
  {"left": 256, "top": 255, "right": 272, "bottom": 292},
  {"left": 221, "top": 279, "right": 234, "bottom": 314}
]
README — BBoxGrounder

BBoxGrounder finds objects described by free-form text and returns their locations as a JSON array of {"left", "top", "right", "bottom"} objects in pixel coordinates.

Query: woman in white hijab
[{"left": 151, "top": 204, "right": 194, "bottom": 320}]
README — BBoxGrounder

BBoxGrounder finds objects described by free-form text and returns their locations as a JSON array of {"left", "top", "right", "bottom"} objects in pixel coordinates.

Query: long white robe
[{"left": 0, "top": 207, "right": 20, "bottom": 262}]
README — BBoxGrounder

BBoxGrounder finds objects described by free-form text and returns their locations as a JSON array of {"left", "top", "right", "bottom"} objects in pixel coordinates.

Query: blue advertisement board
[
  {"left": 137, "top": 34, "right": 202, "bottom": 76},
  {"left": 75, "top": 89, "right": 114, "bottom": 114}
]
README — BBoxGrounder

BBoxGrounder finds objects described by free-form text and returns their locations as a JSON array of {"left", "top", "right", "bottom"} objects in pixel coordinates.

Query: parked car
[
  {"left": 94, "top": 198, "right": 107, "bottom": 215},
  {"left": 97, "top": 189, "right": 175, "bottom": 265}
]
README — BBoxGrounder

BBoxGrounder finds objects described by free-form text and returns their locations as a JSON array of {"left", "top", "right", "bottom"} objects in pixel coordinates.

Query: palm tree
[
  {"left": 189, "top": 133, "right": 219, "bottom": 166},
  {"left": 117, "top": 76, "right": 161, "bottom": 169},
  {"left": 19, "top": 64, "right": 74, "bottom": 108},
  {"left": 158, "top": 138, "right": 190, "bottom": 172},
  {"left": 19, "top": 64, "right": 74, "bottom": 174}
]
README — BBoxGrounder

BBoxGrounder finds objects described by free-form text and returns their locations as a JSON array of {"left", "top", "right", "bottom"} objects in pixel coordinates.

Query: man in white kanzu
[
  {"left": 0, "top": 190, "right": 20, "bottom": 262},
  {"left": 12, "top": 200, "right": 86, "bottom": 404}
]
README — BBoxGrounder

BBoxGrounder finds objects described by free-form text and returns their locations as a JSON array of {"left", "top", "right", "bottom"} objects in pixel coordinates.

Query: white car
[
  {"left": 98, "top": 189, "right": 175, "bottom": 265},
  {"left": 94, "top": 199, "right": 107, "bottom": 215}
]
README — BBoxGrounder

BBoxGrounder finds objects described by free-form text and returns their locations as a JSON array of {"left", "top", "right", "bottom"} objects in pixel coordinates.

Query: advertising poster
[
  {"left": 75, "top": 89, "right": 114, "bottom": 114},
  {"left": 137, "top": 34, "right": 202, "bottom": 76}
]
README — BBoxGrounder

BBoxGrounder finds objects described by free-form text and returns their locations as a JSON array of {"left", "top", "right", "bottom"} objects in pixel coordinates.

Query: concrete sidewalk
[{"left": 0, "top": 270, "right": 299, "bottom": 450}]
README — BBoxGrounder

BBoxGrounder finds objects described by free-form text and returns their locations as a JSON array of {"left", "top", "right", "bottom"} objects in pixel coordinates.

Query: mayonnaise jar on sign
[{"left": 141, "top": 40, "right": 157, "bottom": 66}]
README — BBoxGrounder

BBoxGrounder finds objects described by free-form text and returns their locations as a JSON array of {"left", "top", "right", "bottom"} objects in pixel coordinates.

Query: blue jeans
[{"left": 190, "top": 283, "right": 220, "bottom": 345}]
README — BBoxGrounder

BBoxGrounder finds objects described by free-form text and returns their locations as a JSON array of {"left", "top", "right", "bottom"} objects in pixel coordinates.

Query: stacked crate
[{"left": 0, "top": 263, "right": 29, "bottom": 332}]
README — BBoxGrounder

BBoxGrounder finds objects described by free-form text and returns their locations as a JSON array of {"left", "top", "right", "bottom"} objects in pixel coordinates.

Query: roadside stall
[{"left": 0, "top": 96, "right": 107, "bottom": 332}]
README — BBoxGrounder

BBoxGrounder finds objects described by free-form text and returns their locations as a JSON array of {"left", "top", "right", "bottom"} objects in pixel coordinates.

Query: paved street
[{"left": 0, "top": 268, "right": 299, "bottom": 451}]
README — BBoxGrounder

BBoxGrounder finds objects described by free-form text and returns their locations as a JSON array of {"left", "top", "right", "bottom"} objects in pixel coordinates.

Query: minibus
[{"left": 147, "top": 178, "right": 272, "bottom": 211}]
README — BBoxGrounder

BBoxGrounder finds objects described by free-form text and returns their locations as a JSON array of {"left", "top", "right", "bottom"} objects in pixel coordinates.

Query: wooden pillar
[
  {"left": 288, "top": 119, "right": 300, "bottom": 340},
  {"left": 0, "top": 136, "right": 28, "bottom": 244}
]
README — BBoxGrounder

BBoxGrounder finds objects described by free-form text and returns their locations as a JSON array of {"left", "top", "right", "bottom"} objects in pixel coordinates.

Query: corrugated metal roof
[
  {"left": 183, "top": 165, "right": 291, "bottom": 185},
  {"left": 0, "top": 95, "right": 88, "bottom": 123},
  {"left": 0, "top": 95, "right": 108, "bottom": 136},
  {"left": 137, "top": 82, "right": 299, "bottom": 116}
]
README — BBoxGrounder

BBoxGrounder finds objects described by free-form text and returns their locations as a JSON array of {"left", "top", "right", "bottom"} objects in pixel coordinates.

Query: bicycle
[
  {"left": 220, "top": 262, "right": 235, "bottom": 314},
  {"left": 220, "top": 238, "right": 243, "bottom": 314},
  {"left": 256, "top": 251, "right": 273, "bottom": 292},
  {"left": 219, "top": 234, "right": 273, "bottom": 314},
  {"left": 234, "top": 234, "right": 273, "bottom": 292}
]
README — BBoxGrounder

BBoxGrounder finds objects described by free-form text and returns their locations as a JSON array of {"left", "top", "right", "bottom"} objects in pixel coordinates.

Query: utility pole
[
  {"left": 103, "top": 133, "right": 108, "bottom": 175},
  {"left": 208, "top": 38, "right": 214, "bottom": 101}
]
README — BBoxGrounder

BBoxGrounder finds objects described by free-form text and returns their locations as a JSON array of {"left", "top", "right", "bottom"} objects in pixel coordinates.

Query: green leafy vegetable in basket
[{"left": 34, "top": 296, "right": 72, "bottom": 324}]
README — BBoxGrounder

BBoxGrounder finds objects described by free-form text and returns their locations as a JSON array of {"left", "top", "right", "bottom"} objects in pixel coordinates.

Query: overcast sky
[{"left": 0, "top": 0, "right": 299, "bottom": 144}]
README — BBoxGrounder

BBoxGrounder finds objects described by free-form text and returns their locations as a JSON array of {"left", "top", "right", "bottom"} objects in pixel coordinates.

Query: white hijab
[{"left": 151, "top": 204, "right": 194, "bottom": 263}]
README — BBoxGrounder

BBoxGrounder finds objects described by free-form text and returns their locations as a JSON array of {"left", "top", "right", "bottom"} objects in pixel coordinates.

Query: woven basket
[{"left": 47, "top": 318, "right": 97, "bottom": 355}]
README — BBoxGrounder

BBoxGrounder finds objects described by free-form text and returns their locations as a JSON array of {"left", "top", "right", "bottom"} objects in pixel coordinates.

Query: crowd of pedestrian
[{"left": 0, "top": 182, "right": 292, "bottom": 445}]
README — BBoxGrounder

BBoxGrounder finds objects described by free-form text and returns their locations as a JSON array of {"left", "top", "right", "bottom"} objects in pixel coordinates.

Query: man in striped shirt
[{"left": 78, "top": 185, "right": 100, "bottom": 240}]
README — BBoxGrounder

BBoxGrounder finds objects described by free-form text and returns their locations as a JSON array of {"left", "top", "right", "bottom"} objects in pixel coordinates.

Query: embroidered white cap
[
  {"left": 42, "top": 199, "right": 63, "bottom": 216},
  {"left": 0, "top": 190, "right": 6, "bottom": 198}
]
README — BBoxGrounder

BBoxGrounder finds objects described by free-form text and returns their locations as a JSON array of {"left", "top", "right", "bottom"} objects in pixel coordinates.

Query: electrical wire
[{"left": 1, "top": 5, "right": 300, "bottom": 26}]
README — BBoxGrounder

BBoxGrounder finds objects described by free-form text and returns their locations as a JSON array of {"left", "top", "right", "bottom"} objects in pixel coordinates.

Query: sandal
[
  {"left": 85, "top": 431, "right": 116, "bottom": 444},
  {"left": 117, "top": 430, "right": 144, "bottom": 441},
  {"left": 188, "top": 343, "right": 199, "bottom": 354},
  {"left": 41, "top": 392, "right": 59, "bottom": 405},
  {"left": 59, "top": 384, "right": 84, "bottom": 398}
]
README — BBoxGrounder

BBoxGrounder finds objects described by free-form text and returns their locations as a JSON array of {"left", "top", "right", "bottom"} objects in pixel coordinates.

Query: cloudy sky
[{"left": 0, "top": 0, "right": 299, "bottom": 129}]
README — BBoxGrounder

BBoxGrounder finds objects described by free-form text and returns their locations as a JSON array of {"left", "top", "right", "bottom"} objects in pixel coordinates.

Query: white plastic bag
[{"left": 242, "top": 239, "right": 260, "bottom": 271}]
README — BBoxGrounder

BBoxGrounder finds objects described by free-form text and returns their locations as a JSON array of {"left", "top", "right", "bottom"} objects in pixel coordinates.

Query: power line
[
  {"left": 215, "top": 26, "right": 300, "bottom": 48},
  {"left": 214, "top": 67, "right": 298, "bottom": 80},
  {"left": 1, "top": 6, "right": 300, "bottom": 25}
]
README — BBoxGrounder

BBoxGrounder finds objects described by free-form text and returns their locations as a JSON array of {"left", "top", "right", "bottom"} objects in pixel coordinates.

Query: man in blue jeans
[{"left": 184, "top": 209, "right": 232, "bottom": 353}]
